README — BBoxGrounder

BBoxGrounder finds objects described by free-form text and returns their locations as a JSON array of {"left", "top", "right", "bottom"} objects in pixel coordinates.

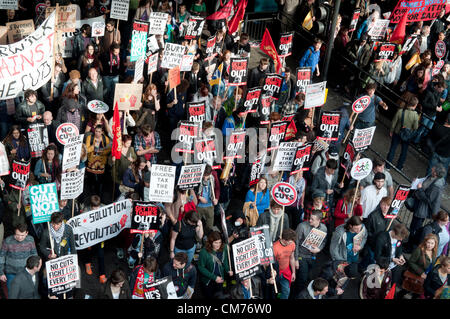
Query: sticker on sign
[
  {"left": 56, "top": 123, "right": 79, "bottom": 145},
  {"left": 352, "top": 95, "right": 371, "bottom": 113},
  {"left": 270, "top": 182, "right": 297, "bottom": 206}
]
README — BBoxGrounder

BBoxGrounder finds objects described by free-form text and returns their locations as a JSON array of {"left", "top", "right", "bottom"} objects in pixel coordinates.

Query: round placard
[
  {"left": 270, "top": 182, "right": 297, "bottom": 206},
  {"left": 56, "top": 123, "right": 79, "bottom": 145},
  {"left": 87, "top": 100, "right": 109, "bottom": 114},
  {"left": 350, "top": 158, "right": 373, "bottom": 181},
  {"left": 352, "top": 95, "right": 371, "bottom": 113}
]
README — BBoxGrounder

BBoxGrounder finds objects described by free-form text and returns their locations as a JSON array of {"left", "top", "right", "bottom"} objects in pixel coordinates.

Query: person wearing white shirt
[{"left": 360, "top": 172, "right": 387, "bottom": 219}]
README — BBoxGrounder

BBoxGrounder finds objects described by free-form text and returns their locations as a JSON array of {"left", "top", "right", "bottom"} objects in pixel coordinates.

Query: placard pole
[
  {"left": 343, "top": 113, "right": 359, "bottom": 144},
  {"left": 270, "top": 263, "right": 278, "bottom": 293}
]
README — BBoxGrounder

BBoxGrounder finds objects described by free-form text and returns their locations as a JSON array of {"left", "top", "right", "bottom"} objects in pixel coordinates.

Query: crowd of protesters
[{"left": 0, "top": 0, "right": 448, "bottom": 301}]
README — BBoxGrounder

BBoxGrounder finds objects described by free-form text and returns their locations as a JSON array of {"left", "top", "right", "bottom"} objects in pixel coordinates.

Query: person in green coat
[{"left": 198, "top": 231, "right": 233, "bottom": 299}]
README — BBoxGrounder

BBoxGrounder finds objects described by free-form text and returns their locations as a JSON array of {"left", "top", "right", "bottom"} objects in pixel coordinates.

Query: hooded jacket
[
  {"left": 413, "top": 176, "right": 445, "bottom": 219},
  {"left": 297, "top": 280, "right": 325, "bottom": 299},
  {"left": 294, "top": 221, "right": 327, "bottom": 259},
  {"left": 330, "top": 224, "right": 368, "bottom": 261},
  {"left": 161, "top": 261, "right": 197, "bottom": 298},
  {"left": 365, "top": 205, "right": 395, "bottom": 249},
  {"left": 55, "top": 98, "right": 87, "bottom": 132}
]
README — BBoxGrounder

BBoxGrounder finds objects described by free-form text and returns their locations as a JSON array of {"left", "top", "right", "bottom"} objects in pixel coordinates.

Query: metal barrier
[{"left": 243, "top": 12, "right": 278, "bottom": 41}]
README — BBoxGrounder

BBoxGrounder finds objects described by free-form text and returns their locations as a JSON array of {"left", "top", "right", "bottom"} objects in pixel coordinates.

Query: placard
[
  {"left": 341, "top": 142, "right": 356, "bottom": 177},
  {"left": 349, "top": 9, "right": 361, "bottom": 32},
  {"left": 390, "top": 0, "right": 446, "bottom": 23},
  {"left": 46, "top": 254, "right": 79, "bottom": 295},
  {"left": 9, "top": 159, "right": 30, "bottom": 191},
  {"left": 368, "top": 19, "right": 390, "bottom": 39},
  {"left": 400, "top": 35, "right": 417, "bottom": 55},
  {"left": 295, "top": 67, "right": 312, "bottom": 94},
  {"left": 113, "top": 83, "right": 143, "bottom": 111},
  {"left": 56, "top": 123, "right": 79, "bottom": 146},
  {"left": 161, "top": 43, "right": 185, "bottom": 69},
  {"left": 110, "top": 0, "right": 130, "bottom": 21},
  {"left": 147, "top": 53, "right": 159, "bottom": 74},
  {"left": 87, "top": 100, "right": 109, "bottom": 114},
  {"left": 168, "top": 65, "right": 181, "bottom": 89},
  {"left": 131, "top": 201, "right": 160, "bottom": 233},
  {"left": 0, "top": 142, "right": 9, "bottom": 176},
  {"left": 146, "top": 35, "right": 160, "bottom": 60},
  {"left": 302, "top": 228, "right": 327, "bottom": 250},
  {"left": 6, "top": 19, "right": 35, "bottom": 44},
  {"left": 62, "top": 135, "right": 83, "bottom": 171},
  {"left": 232, "top": 236, "right": 261, "bottom": 280},
  {"left": 67, "top": 199, "right": 133, "bottom": 250},
  {"left": 386, "top": 185, "right": 410, "bottom": 219},
  {"left": 304, "top": 81, "right": 327, "bottom": 109},
  {"left": 60, "top": 168, "right": 85, "bottom": 200},
  {"left": 290, "top": 143, "right": 313, "bottom": 175},
  {"left": 144, "top": 276, "right": 178, "bottom": 299},
  {"left": 130, "top": 20, "right": 149, "bottom": 62},
  {"left": 229, "top": 57, "right": 248, "bottom": 86},
  {"left": 45, "top": 5, "right": 76, "bottom": 32},
  {"left": 278, "top": 32, "right": 293, "bottom": 57},
  {"left": 180, "top": 54, "right": 195, "bottom": 72},
  {"left": 432, "top": 59, "right": 445, "bottom": 76},
  {"left": 243, "top": 87, "right": 261, "bottom": 113},
  {"left": 148, "top": 165, "right": 176, "bottom": 203},
  {"left": 374, "top": 43, "right": 396, "bottom": 62},
  {"left": 262, "top": 73, "right": 283, "bottom": 100},
  {"left": 249, "top": 152, "right": 266, "bottom": 186},
  {"left": 350, "top": 158, "right": 373, "bottom": 181},
  {"left": 268, "top": 121, "right": 288, "bottom": 151},
  {"left": 435, "top": 40, "right": 446, "bottom": 59},
  {"left": 352, "top": 126, "right": 376, "bottom": 152},
  {"left": 352, "top": 95, "right": 371, "bottom": 113},
  {"left": 250, "top": 225, "right": 274, "bottom": 265},
  {"left": 205, "top": 36, "right": 216, "bottom": 59},
  {"left": 224, "top": 129, "right": 246, "bottom": 160},
  {"left": 271, "top": 182, "right": 297, "bottom": 206},
  {"left": 187, "top": 101, "right": 206, "bottom": 123},
  {"left": 0, "top": 26, "right": 7, "bottom": 45},
  {"left": 273, "top": 142, "right": 299, "bottom": 172},
  {"left": 259, "top": 93, "right": 272, "bottom": 124},
  {"left": 92, "top": 21, "right": 105, "bottom": 37},
  {"left": 317, "top": 111, "right": 340, "bottom": 141},
  {"left": 30, "top": 183, "right": 59, "bottom": 224},
  {"left": 148, "top": 12, "right": 169, "bottom": 35},
  {"left": 133, "top": 56, "right": 145, "bottom": 83},
  {"left": 176, "top": 121, "right": 199, "bottom": 153},
  {"left": 177, "top": 164, "right": 206, "bottom": 189},
  {"left": 0, "top": 0, "right": 18, "bottom": 10},
  {"left": 27, "top": 123, "right": 46, "bottom": 158},
  {"left": 194, "top": 137, "right": 217, "bottom": 163},
  {"left": 184, "top": 16, "right": 205, "bottom": 40}
]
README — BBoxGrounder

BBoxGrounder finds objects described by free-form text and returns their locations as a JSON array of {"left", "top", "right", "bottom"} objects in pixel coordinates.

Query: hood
[{"left": 307, "top": 280, "right": 322, "bottom": 299}]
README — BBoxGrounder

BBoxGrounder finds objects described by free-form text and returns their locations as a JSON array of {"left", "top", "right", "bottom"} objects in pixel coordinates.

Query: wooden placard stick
[
  {"left": 50, "top": 4, "right": 60, "bottom": 99},
  {"left": 47, "top": 221, "right": 55, "bottom": 255},
  {"left": 71, "top": 199, "right": 75, "bottom": 218},
  {"left": 270, "top": 263, "right": 278, "bottom": 293},
  {"left": 343, "top": 113, "right": 359, "bottom": 144}
]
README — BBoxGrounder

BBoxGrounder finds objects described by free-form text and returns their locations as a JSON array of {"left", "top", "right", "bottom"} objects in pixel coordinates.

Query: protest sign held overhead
[
  {"left": 273, "top": 142, "right": 299, "bottom": 172},
  {"left": 232, "top": 236, "right": 261, "bottom": 280},
  {"left": 176, "top": 121, "right": 200, "bottom": 153},
  {"left": 0, "top": 12, "right": 55, "bottom": 100},
  {"left": 352, "top": 126, "right": 376, "bottom": 152},
  {"left": 146, "top": 35, "right": 160, "bottom": 59},
  {"left": 386, "top": 185, "right": 410, "bottom": 219},
  {"left": 225, "top": 129, "right": 246, "bottom": 160},
  {"left": 259, "top": 93, "right": 272, "bottom": 124},
  {"left": 148, "top": 165, "right": 176, "bottom": 203},
  {"left": 341, "top": 142, "right": 356, "bottom": 177},
  {"left": 268, "top": 121, "right": 288, "bottom": 151},
  {"left": 27, "top": 123, "right": 46, "bottom": 158},
  {"left": 133, "top": 57, "right": 145, "bottom": 83},
  {"left": 349, "top": 9, "right": 361, "bottom": 32},
  {"left": 390, "top": 0, "right": 446, "bottom": 23},
  {"left": 243, "top": 87, "right": 261, "bottom": 113},
  {"left": 168, "top": 66, "right": 181, "bottom": 89},
  {"left": 130, "top": 20, "right": 149, "bottom": 62},
  {"left": 0, "top": 0, "right": 18, "bottom": 10},
  {"left": 205, "top": 36, "right": 216, "bottom": 59},
  {"left": 60, "top": 168, "right": 85, "bottom": 200},
  {"left": 262, "top": 73, "right": 283, "bottom": 100},
  {"left": 317, "top": 111, "right": 340, "bottom": 141},
  {"left": 45, "top": 5, "right": 76, "bottom": 32},
  {"left": 56, "top": 123, "right": 79, "bottom": 146},
  {"left": 62, "top": 135, "right": 83, "bottom": 171},
  {"left": 296, "top": 67, "right": 312, "bottom": 94},
  {"left": 352, "top": 95, "right": 371, "bottom": 113},
  {"left": 368, "top": 19, "right": 390, "bottom": 39},
  {"left": 147, "top": 53, "right": 159, "bottom": 74},
  {"left": 6, "top": 19, "right": 35, "bottom": 44},
  {"left": 350, "top": 158, "right": 373, "bottom": 181},
  {"left": 187, "top": 101, "right": 206, "bottom": 123},
  {"left": 291, "top": 143, "right": 313, "bottom": 175},
  {"left": 0, "top": 142, "right": 9, "bottom": 176},
  {"left": 148, "top": 12, "right": 169, "bottom": 35},
  {"left": 184, "top": 16, "right": 205, "bottom": 40},
  {"left": 131, "top": 201, "right": 160, "bottom": 233},
  {"left": 10, "top": 159, "right": 30, "bottom": 191},
  {"left": 229, "top": 57, "right": 248, "bottom": 86},
  {"left": 46, "top": 254, "right": 79, "bottom": 295},
  {"left": 92, "top": 21, "right": 105, "bottom": 37},
  {"left": 194, "top": 137, "right": 217, "bottom": 164},
  {"left": 161, "top": 43, "right": 185, "bottom": 69},
  {"left": 144, "top": 276, "right": 178, "bottom": 299},
  {"left": 305, "top": 81, "right": 327, "bottom": 109},
  {"left": 249, "top": 152, "right": 266, "bottom": 186},
  {"left": 113, "top": 83, "right": 143, "bottom": 111},
  {"left": 110, "top": 0, "right": 130, "bottom": 21},
  {"left": 87, "top": 100, "right": 109, "bottom": 114},
  {"left": 30, "top": 183, "right": 59, "bottom": 224},
  {"left": 271, "top": 182, "right": 297, "bottom": 206},
  {"left": 250, "top": 225, "right": 274, "bottom": 265},
  {"left": 177, "top": 164, "right": 206, "bottom": 189},
  {"left": 180, "top": 54, "right": 195, "bottom": 72},
  {"left": 435, "top": 40, "right": 446, "bottom": 59},
  {"left": 67, "top": 199, "right": 133, "bottom": 250},
  {"left": 374, "top": 43, "right": 397, "bottom": 62},
  {"left": 278, "top": 32, "right": 293, "bottom": 57}
]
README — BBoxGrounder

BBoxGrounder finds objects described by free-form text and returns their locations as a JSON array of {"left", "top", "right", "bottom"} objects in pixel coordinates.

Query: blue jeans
[
  {"left": 427, "top": 152, "right": 450, "bottom": 177},
  {"left": 277, "top": 273, "right": 290, "bottom": 299},
  {"left": 174, "top": 245, "right": 196, "bottom": 267},
  {"left": 414, "top": 114, "right": 435, "bottom": 144},
  {"left": 386, "top": 133, "right": 410, "bottom": 170},
  {"left": 5, "top": 273, "right": 16, "bottom": 292}
]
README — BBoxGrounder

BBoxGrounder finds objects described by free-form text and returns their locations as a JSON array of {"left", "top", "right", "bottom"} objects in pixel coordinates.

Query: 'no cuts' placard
[
  {"left": 46, "top": 254, "right": 79, "bottom": 295},
  {"left": 271, "top": 182, "right": 297, "bottom": 206},
  {"left": 232, "top": 236, "right": 261, "bottom": 280}
]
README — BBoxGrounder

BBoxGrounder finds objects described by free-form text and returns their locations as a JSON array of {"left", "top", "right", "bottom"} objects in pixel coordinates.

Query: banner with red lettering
[
  {"left": 131, "top": 201, "right": 160, "bottom": 233},
  {"left": 278, "top": 32, "right": 293, "bottom": 57},
  {"left": 176, "top": 121, "right": 200, "bottom": 153},
  {"left": 262, "top": 73, "right": 283, "bottom": 100},
  {"left": 291, "top": 143, "right": 312, "bottom": 175},
  {"left": 10, "top": 159, "right": 30, "bottom": 190},
  {"left": 390, "top": 0, "right": 447, "bottom": 23},
  {"left": 386, "top": 185, "right": 410, "bottom": 218},
  {"left": 295, "top": 67, "right": 312, "bottom": 94},
  {"left": 243, "top": 87, "right": 261, "bottom": 113},
  {"left": 229, "top": 57, "right": 248, "bottom": 86},
  {"left": 187, "top": 101, "right": 206, "bottom": 123}
]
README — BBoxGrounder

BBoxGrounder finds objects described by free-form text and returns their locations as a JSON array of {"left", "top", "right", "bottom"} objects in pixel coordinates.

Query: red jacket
[{"left": 333, "top": 198, "right": 363, "bottom": 228}]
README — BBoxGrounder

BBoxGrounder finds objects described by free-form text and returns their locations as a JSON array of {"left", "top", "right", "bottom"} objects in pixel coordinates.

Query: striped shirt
[{"left": 0, "top": 235, "right": 37, "bottom": 276}]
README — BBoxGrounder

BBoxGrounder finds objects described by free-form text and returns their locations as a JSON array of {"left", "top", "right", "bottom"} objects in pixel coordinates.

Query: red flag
[
  {"left": 206, "top": 0, "right": 234, "bottom": 20},
  {"left": 260, "top": 28, "right": 282, "bottom": 73},
  {"left": 285, "top": 120, "right": 297, "bottom": 141},
  {"left": 385, "top": 283, "right": 396, "bottom": 299},
  {"left": 228, "top": 0, "right": 248, "bottom": 34},
  {"left": 390, "top": 13, "right": 407, "bottom": 44},
  {"left": 112, "top": 102, "right": 122, "bottom": 160}
]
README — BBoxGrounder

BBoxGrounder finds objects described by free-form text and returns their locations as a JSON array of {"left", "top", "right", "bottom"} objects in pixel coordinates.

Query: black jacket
[
  {"left": 365, "top": 206, "right": 395, "bottom": 249},
  {"left": 424, "top": 264, "right": 449, "bottom": 298},
  {"left": 161, "top": 262, "right": 197, "bottom": 298},
  {"left": 420, "top": 85, "right": 442, "bottom": 117},
  {"left": 374, "top": 231, "right": 403, "bottom": 263},
  {"left": 100, "top": 278, "right": 132, "bottom": 299},
  {"left": 247, "top": 66, "right": 267, "bottom": 89}
]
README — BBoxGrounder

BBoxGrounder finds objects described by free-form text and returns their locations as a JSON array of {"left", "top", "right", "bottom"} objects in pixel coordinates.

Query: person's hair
[
  {"left": 313, "top": 37, "right": 323, "bottom": 45},
  {"left": 192, "top": 62, "right": 200, "bottom": 72},
  {"left": 419, "top": 233, "right": 438, "bottom": 259},
  {"left": 143, "top": 256, "right": 158, "bottom": 273},
  {"left": 392, "top": 223, "right": 409, "bottom": 240},
  {"left": 373, "top": 158, "right": 385, "bottom": 168},
  {"left": 433, "top": 164, "right": 446, "bottom": 178},
  {"left": 15, "top": 223, "right": 28, "bottom": 233},
  {"left": 373, "top": 172, "right": 385, "bottom": 181},
  {"left": 281, "top": 229, "right": 297, "bottom": 241},
  {"left": 184, "top": 210, "right": 199, "bottom": 224},
  {"left": 260, "top": 58, "right": 269, "bottom": 66},
  {"left": 312, "top": 278, "right": 328, "bottom": 292},
  {"left": 106, "top": 19, "right": 115, "bottom": 26},
  {"left": 174, "top": 252, "right": 188, "bottom": 265},
  {"left": 379, "top": 196, "right": 392, "bottom": 206},
  {"left": 344, "top": 215, "right": 363, "bottom": 232},
  {"left": 177, "top": 79, "right": 190, "bottom": 94},
  {"left": 205, "top": 231, "right": 224, "bottom": 253},
  {"left": 110, "top": 269, "right": 127, "bottom": 285},
  {"left": 140, "top": 123, "right": 153, "bottom": 136},
  {"left": 365, "top": 82, "right": 377, "bottom": 91},
  {"left": 406, "top": 97, "right": 419, "bottom": 108},
  {"left": 50, "top": 212, "right": 64, "bottom": 224},
  {"left": 311, "top": 210, "right": 323, "bottom": 221},
  {"left": 240, "top": 33, "right": 249, "bottom": 41},
  {"left": 325, "top": 159, "right": 337, "bottom": 170},
  {"left": 343, "top": 188, "right": 360, "bottom": 203},
  {"left": 62, "top": 82, "right": 80, "bottom": 100},
  {"left": 284, "top": 66, "right": 291, "bottom": 74},
  {"left": 122, "top": 134, "right": 133, "bottom": 143},
  {"left": 143, "top": 83, "right": 158, "bottom": 102},
  {"left": 204, "top": 164, "right": 212, "bottom": 176},
  {"left": 439, "top": 255, "right": 450, "bottom": 268},
  {"left": 433, "top": 211, "right": 449, "bottom": 222},
  {"left": 138, "top": 0, "right": 152, "bottom": 7},
  {"left": 80, "top": 24, "right": 91, "bottom": 34},
  {"left": 132, "top": 156, "right": 147, "bottom": 181},
  {"left": 3, "top": 125, "right": 27, "bottom": 147},
  {"left": 110, "top": 42, "right": 121, "bottom": 52},
  {"left": 24, "top": 89, "right": 37, "bottom": 100},
  {"left": 94, "top": 124, "right": 104, "bottom": 133},
  {"left": 269, "top": 112, "right": 281, "bottom": 122},
  {"left": 42, "top": 144, "right": 61, "bottom": 178},
  {"left": 376, "top": 257, "right": 390, "bottom": 270},
  {"left": 254, "top": 176, "right": 268, "bottom": 194},
  {"left": 90, "top": 195, "right": 101, "bottom": 207},
  {"left": 270, "top": 199, "right": 282, "bottom": 210},
  {"left": 26, "top": 256, "right": 41, "bottom": 270}
]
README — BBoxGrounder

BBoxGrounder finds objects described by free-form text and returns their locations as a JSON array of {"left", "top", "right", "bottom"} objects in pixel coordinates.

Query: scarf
[
  {"left": 110, "top": 52, "right": 120, "bottom": 73},
  {"left": 50, "top": 222, "right": 65, "bottom": 246},
  {"left": 269, "top": 209, "right": 283, "bottom": 242},
  {"left": 143, "top": 132, "right": 155, "bottom": 161},
  {"left": 132, "top": 266, "right": 155, "bottom": 299}
]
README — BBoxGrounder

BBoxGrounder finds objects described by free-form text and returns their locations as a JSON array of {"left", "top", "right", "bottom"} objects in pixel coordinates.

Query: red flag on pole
[
  {"left": 206, "top": 0, "right": 234, "bottom": 20},
  {"left": 112, "top": 102, "right": 122, "bottom": 160},
  {"left": 385, "top": 283, "right": 396, "bottom": 299},
  {"left": 228, "top": 0, "right": 248, "bottom": 34},
  {"left": 260, "top": 28, "right": 282, "bottom": 74},
  {"left": 389, "top": 13, "right": 407, "bottom": 44}
]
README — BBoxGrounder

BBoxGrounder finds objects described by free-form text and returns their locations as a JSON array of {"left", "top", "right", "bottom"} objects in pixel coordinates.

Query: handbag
[
  {"left": 398, "top": 109, "right": 415, "bottom": 142},
  {"left": 243, "top": 192, "right": 260, "bottom": 227},
  {"left": 402, "top": 270, "right": 425, "bottom": 295}
]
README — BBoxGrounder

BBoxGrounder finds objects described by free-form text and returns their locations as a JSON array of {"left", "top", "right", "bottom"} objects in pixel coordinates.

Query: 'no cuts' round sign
[
  {"left": 435, "top": 40, "right": 446, "bottom": 60},
  {"left": 352, "top": 95, "right": 371, "bottom": 113},
  {"left": 271, "top": 182, "right": 297, "bottom": 206},
  {"left": 56, "top": 123, "right": 79, "bottom": 145},
  {"left": 350, "top": 158, "right": 373, "bottom": 181}
]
